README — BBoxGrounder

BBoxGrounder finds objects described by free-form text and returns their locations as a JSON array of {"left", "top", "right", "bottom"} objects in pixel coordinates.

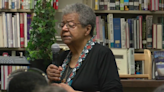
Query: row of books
[
  {"left": 84, "top": 0, "right": 161, "bottom": 11},
  {"left": 112, "top": 48, "right": 164, "bottom": 80},
  {"left": 0, "top": 0, "right": 58, "bottom": 9},
  {"left": 95, "top": 14, "right": 164, "bottom": 49},
  {"left": 0, "top": 12, "right": 32, "bottom": 48}
]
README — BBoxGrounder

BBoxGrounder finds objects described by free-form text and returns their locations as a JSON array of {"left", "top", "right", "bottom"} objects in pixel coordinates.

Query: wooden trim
[
  {"left": 135, "top": 49, "right": 164, "bottom": 52},
  {"left": 121, "top": 80, "right": 164, "bottom": 87},
  {"left": 0, "top": 48, "right": 25, "bottom": 51},
  {"left": 120, "top": 74, "right": 149, "bottom": 78},
  {"left": 0, "top": 9, "right": 34, "bottom": 12},
  {"left": 134, "top": 54, "right": 145, "bottom": 61},
  {"left": 94, "top": 10, "right": 164, "bottom": 14}
]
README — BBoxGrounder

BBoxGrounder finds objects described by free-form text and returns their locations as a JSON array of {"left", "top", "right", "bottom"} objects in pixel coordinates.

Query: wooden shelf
[
  {"left": 121, "top": 79, "right": 164, "bottom": 87},
  {"left": 135, "top": 49, "right": 164, "bottom": 52},
  {"left": 95, "top": 10, "right": 164, "bottom": 14},
  {"left": 0, "top": 9, "right": 34, "bottom": 12},
  {"left": 54, "top": 9, "right": 164, "bottom": 14},
  {"left": 120, "top": 74, "right": 149, "bottom": 78},
  {"left": 0, "top": 48, "right": 26, "bottom": 51}
]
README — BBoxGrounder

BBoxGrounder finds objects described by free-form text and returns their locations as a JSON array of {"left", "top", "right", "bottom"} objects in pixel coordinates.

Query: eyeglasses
[{"left": 58, "top": 22, "right": 81, "bottom": 29}]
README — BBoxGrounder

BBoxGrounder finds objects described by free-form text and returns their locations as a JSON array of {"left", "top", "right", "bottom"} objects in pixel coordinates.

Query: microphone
[
  {"left": 51, "top": 43, "right": 61, "bottom": 83},
  {"left": 51, "top": 43, "right": 60, "bottom": 67}
]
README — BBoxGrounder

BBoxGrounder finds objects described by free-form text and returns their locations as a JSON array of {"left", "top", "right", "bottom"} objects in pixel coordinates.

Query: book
[
  {"left": 153, "top": 51, "right": 164, "bottom": 80},
  {"left": 111, "top": 48, "right": 129, "bottom": 74}
]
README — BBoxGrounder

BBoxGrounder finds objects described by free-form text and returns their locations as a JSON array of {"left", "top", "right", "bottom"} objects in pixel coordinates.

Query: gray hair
[{"left": 62, "top": 3, "right": 96, "bottom": 37}]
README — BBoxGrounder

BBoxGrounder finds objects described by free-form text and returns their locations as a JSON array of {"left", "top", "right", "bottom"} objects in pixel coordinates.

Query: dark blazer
[{"left": 58, "top": 43, "right": 123, "bottom": 92}]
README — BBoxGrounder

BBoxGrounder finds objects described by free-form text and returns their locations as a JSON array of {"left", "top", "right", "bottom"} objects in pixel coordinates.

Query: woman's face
[{"left": 60, "top": 13, "right": 87, "bottom": 45}]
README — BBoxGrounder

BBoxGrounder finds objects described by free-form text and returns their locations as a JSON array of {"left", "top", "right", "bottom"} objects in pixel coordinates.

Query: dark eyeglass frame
[{"left": 58, "top": 21, "right": 81, "bottom": 29}]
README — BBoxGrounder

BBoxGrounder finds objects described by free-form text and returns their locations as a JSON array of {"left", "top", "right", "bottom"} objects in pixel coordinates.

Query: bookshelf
[
  {"left": 121, "top": 79, "right": 164, "bottom": 87},
  {"left": 0, "top": 0, "right": 163, "bottom": 91},
  {"left": 0, "top": 48, "right": 25, "bottom": 51},
  {"left": 0, "top": 9, "right": 34, "bottom": 13},
  {"left": 95, "top": 10, "right": 164, "bottom": 14},
  {"left": 135, "top": 49, "right": 164, "bottom": 52},
  {"left": 120, "top": 74, "right": 149, "bottom": 78},
  {"left": 0, "top": 9, "right": 63, "bottom": 13}
]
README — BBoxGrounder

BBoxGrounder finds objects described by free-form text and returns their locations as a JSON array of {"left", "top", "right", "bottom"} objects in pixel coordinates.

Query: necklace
[
  {"left": 60, "top": 36, "right": 96, "bottom": 85},
  {"left": 62, "top": 66, "right": 73, "bottom": 83}
]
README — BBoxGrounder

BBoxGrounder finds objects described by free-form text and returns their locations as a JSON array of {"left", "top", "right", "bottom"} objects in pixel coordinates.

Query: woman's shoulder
[{"left": 93, "top": 43, "right": 113, "bottom": 54}]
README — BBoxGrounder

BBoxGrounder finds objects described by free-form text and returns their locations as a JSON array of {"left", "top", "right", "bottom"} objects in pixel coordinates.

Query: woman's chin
[{"left": 62, "top": 40, "right": 71, "bottom": 45}]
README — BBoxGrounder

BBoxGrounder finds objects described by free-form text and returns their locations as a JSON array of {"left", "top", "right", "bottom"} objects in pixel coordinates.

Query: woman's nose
[{"left": 62, "top": 24, "right": 69, "bottom": 31}]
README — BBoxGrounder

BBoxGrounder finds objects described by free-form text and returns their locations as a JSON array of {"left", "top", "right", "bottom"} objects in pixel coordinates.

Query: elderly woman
[{"left": 46, "top": 3, "right": 123, "bottom": 92}]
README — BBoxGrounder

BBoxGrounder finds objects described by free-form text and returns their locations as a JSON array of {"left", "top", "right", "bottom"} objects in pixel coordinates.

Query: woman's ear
[{"left": 85, "top": 25, "right": 92, "bottom": 36}]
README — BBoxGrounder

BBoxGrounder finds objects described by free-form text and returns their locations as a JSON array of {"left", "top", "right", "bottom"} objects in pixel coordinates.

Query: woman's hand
[
  {"left": 46, "top": 64, "right": 63, "bottom": 82},
  {"left": 51, "top": 83, "right": 82, "bottom": 92}
]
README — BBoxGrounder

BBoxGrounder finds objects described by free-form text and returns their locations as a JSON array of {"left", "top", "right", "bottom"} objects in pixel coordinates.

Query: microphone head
[{"left": 51, "top": 43, "right": 60, "bottom": 53}]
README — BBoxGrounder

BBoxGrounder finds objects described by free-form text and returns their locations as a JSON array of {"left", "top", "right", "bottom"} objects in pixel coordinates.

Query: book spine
[
  {"left": 99, "top": 0, "right": 104, "bottom": 10},
  {"left": 144, "top": 0, "right": 148, "bottom": 10},
  {"left": 128, "top": 19, "right": 133, "bottom": 48},
  {"left": 159, "top": 0, "right": 162, "bottom": 10},
  {"left": 56, "top": 0, "right": 58, "bottom": 9},
  {"left": 109, "top": 14, "right": 114, "bottom": 48},
  {"left": 139, "top": 0, "right": 142, "bottom": 10},
  {"left": 0, "top": 14, "right": 3, "bottom": 47},
  {"left": 139, "top": 16, "right": 143, "bottom": 49},
  {"left": 27, "top": 14, "right": 32, "bottom": 42},
  {"left": 153, "top": 24, "right": 157, "bottom": 48},
  {"left": 121, "top": 18, "right": 126, "bottom": 48},
  {"left": 107, "top": 14, "right": 110, "bottom": 48},
  {"left": 95, "top": 0, "right": 99, "bottom": 10},
  {"left": 157, "top": 24, "right": 162, "bottom": 49},
  {"left": 113, "top": 18, "right": 121, "bottom": 48},
  {"left": 162, "top": 17, "right": 164, "bottom": 49},
  {"left": 11, "top": 0, "right": 15, "bottom": 9},
  {"left": 115, "top": 0, "right": 120, "bottom": 10},
  {"left": 2, "top": 13, "right": 7, "bottom": 47},
  {"left": 110, "top": 0, "right": 116, "bottom": 10},
  {"left": 120, "top": 0, "right": 124, "bottom": 10},
  {"left": 21, "top": 0, "right": 23, "bottom": 9},
  {"left": 16, "top": 13, "right": 20, "bottom": 47},
  {"left": 129, "top": 0, "right": 134, "bottom": 10},
  {"left": 156, "top": 0, "right": 159, "bottom": 10},
  {"left": 146, "top": 15, "right": 153, "bottom": 48},
  {"left": 24, "top": 13, "right": 27, "bottom": 47},
  {"left": 162, "top": 0, "right": 164, "bottom": 10},
  {"left": 142, "top": 20, "right": 146, "bottom": 48},
  {"left": 134, "top": 0, "right": 139, "bottom": 10},
  {"left": 136, "top": 19, "right": 139, "bottom": 49},
  {"left": 126, "top": 21, "right": 130, "bottom": 48},
  {"left": 4, "top": 0, "right": 8, "bottom": 9},
  {"left": 133, "top": 19, "right": 137, "bottom": 49},
  {"left": 104, "top": 0, "right": 108, "bottom": 10},
  {"left": 5, "top": 14, "right": 8, "bottom": 47},
  {"left": 53, "top": 0, "right": 56, "bottom": 9},
  {"left": 128, "top": 48, "right": 135, "bottom": 74},
  {"left": 20, "top": 13, "right": 24, "bottom": 48}
]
